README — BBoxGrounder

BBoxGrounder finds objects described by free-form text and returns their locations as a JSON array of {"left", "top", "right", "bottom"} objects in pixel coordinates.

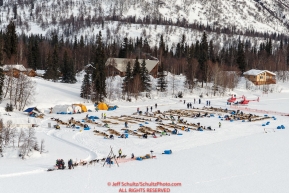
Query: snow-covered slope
[
  {"left": 0, "top": 0, "right": 288, "bottom": 46},
  {"left": 0, "top": 74, "right": 289, "bottom": 193}
]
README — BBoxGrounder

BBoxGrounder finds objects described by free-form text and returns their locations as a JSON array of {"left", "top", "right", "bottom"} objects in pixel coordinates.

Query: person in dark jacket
[
  {"left": 68, "top": 159, "right": 74, "bottom": 169},
  {"left": 106, "top": 157, "right": 111, "bottom": 165},
  {"left": 58, "top": 159, "right": 65, "bottom": 169}
]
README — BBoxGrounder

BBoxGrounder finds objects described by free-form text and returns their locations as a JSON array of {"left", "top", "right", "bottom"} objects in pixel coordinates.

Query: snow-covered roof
[
  {"left": 26, "top": 68, "right": 35, "bottom": 72},
  {"left": 36, "top": 70, "right": 45, "bottom": 76},
  {"left": 52, "top": 105, "right": 73, "bottom": 113},
  {"left": 243, "top": 69, "right": 276, "bottom": 76},
  {"left": 84, "top": 64, "right": 96, "bottom": 69},
  {"left": 2, "top": 64, "right": 27, "bottom": 72},
  {"left": 105, "top": 58, "right": 159, "bottom": 73}
]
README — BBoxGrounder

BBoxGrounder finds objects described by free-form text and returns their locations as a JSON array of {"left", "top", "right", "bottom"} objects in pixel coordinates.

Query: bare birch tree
[
  {"left": 40, "top": 139, "right": 45, "bottom": 154},
  {"left": 18, "top": 129, "right": 26, "bottom": 148},
  {"left": 0, "top": 119, "right": 3, "bottom": 157}
]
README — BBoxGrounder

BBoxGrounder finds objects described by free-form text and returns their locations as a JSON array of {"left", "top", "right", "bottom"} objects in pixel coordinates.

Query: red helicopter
[
  {"left": 227, "top": 95, "right": 243, "bottom": 103},
  {"left": 238, "top": 96, "right": 259, "bottom": 105}
]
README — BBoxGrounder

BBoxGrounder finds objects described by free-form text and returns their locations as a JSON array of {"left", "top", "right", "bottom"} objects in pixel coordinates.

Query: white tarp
[
  {"left": 52, "top": 105, "right": 73, "bottom": 114},
  {"left": 72, "top": 105, "right": 81, "bottom": 113}
]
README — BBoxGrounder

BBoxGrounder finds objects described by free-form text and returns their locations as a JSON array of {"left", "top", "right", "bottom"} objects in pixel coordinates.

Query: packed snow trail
[
  {"left": 47, "top": 129, "right": 98, "bottom": 161},
  {"left": 0, "top": 169, "right": 44, "bottom": 179}
]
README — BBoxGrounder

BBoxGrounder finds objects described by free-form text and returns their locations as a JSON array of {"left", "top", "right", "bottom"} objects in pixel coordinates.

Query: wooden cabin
[
  {"left": 83, "top": 64, "right": 96, "bottom": 74},
  {"left": 26, "top": 68, "right": 37, "bottom": 77},
  {"left": 105, "top": 58, "right": 159, "bottom": 78},
  {"left": 2, "top": 64, "right": 27, "bottom": 78},
  {"left": 244, "top": 69, "right": 276, "bottom": 85}
]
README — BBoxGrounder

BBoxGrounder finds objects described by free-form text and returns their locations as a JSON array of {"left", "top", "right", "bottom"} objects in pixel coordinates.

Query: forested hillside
[{"left": 0, "top": 1, "right": 289, "bottom": 102}]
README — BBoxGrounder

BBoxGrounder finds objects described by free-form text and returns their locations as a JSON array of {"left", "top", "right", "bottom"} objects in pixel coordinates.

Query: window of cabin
[{"left": 260, "top": 76, "right": 263, "bottom": 79}]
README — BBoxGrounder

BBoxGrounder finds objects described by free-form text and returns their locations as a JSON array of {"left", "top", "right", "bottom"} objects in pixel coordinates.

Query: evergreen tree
[
  {"left": 132, "top": 57, "right": 141, "bottom": 76},
  {"left": 79, "top": 35, "right": 85, "bottom": 48},
  {"left": 93, "top": 31, "right": 106, "bottom": 102},
  {"left": 61, "top": 51, "right": 76, "bottom": 83},
  {"left": 13, "top": 4, "right": 17, "bottom": 20},
  {"left": 73, "top": 36, "right": 78, "bottom": 50},
  {"left": 159, "top": 35, "right": 165, "bottom": 56},
  {"left": 194, "top": 40, "right": 200, "bottom": 59},
  {"left": 0, "top": 0, "right": 3, "bottom": 6},
  {"left": 110, "top": 40, "right": 118, "bottom": 57},
  {"left": 265, "top": 38, "right": 272, "bottom": 56},
  {"left": 122, "top": 61, "right": 132, "bottom": 98},
  {"left": 118, "top": 37, "right": 128, "bottom": 58},
  {"left": 143, "top": 38, "right": 150, "bottom": 53},
  {"left": 4, "top": 21, "right": 17, "bottom": 59},
  {"left": 280, "top": 39, "right": 283, "bottom": 50},
  {"left": 198, "top": 32, "right": 208, "bottom": 87},
  {"left": 209, "top": 40, "right": 216, "bottom": 63},
  {"left": 51, "top": 32, "right": 58, "bottom": 47},
  {"left": 127, "top": 38, "right": 134, "bottom": 57},
  {"left": 59, "top": 35, "right": 64, "bottom": 50},
  {"left": 157, "top": 62, "right": 167, "bottom": 92},
  {"left": 140, "top": 59, "right": 151, "bottom": 92},
  {"left": 51, "top": 45, "right": 59, "bottom": 79},
  {"left": 237, "top": 40, "right": 246, "bottom": 74},
  {"left": 27, "top": 35, "right": 40, "bottom": 70},
  {"left": 44, "top": 48, "right": 58, "bottom": 81},
  {"left": 175, "top": 43, "right": 181, "bottom": 58},
  {"left": 0, "top": 35, "right": 4, "bottom": 100},
  {"left": 80, "top": 70, "right": 91, "bottom": 99},
  {"left": 287, "top": 44, "right": 289, "bottom": 68},
  {"left": 180, "top": 34, "right": 186, "bottom": 58},
  {"left": 185, "top": 43, "right": 196, "bottom": 89}
]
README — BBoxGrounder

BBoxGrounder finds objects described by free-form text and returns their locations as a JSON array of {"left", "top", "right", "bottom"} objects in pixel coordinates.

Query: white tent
[
  {"left": 72, "top": 105, "right": 82, "bottom": 113},
  {"left": 52, "top": 105, "right": 73, "bottom": 114}
]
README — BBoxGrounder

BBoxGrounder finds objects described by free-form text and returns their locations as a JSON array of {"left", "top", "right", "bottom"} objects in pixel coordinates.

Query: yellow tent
[
  {"left": 73, "top": 104, "right": 87, "bottom": 112},
  {"left": 98, "top": 103, "right": 108, "bottom": 110}
]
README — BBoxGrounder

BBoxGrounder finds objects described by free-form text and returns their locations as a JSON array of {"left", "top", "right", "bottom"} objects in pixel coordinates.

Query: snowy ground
[{"left": 0, "top": 75, "right": 289, "bottom": 193}]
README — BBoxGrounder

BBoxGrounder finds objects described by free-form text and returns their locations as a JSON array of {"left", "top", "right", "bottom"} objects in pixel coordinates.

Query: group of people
[
  {"left": 146, "top": 106, "right": 154, "bottom": 113},
  {"left": 184, "top": 98, "right": 204, "bottom": 108},
  {"left": 206, "top": 101, "right": 211, "bottom": 106},
  {"left": 137, "top": 103, "right": 158, "bottom": 114},
  {"left": 186, "top": 103, "right": 193, "bottom": 109},
  {"left": 56, "top": 159, "right": 65, "bottom": 169},
  {"left": 101, "top": 113, "right": 107, "bottom": 119},
  {"left": 56, "top": 159, "right": 74, "bottom": 170},
  {"left": 142, "top": 132, "right": 156, "bottom": 139}
]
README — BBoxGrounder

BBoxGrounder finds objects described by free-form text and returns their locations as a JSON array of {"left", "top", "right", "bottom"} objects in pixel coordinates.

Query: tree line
[
  {"left": 0, "top": 120, "right": 46, "bottom": 159},
  {"left": 1, "top": 21, "right": 289, "bottom": 102}
]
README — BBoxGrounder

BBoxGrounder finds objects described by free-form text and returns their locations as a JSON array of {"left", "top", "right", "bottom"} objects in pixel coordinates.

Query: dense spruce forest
[{"left": 1, "top": 21, "right": 289, "bottom": 101}]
